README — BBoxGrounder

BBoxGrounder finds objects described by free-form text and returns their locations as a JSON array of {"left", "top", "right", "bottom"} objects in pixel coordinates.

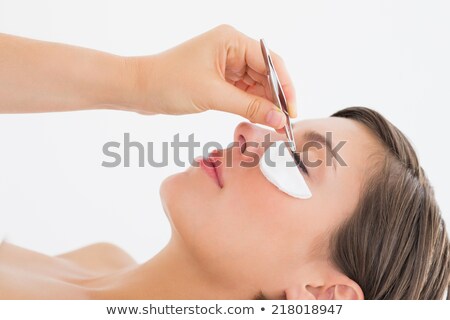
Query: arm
[
  {"left": 0, "top": 33, "right": 136, "bottom": 113},
  {"left": 0, "top": 26, "right": 296, "bottom": 129}
]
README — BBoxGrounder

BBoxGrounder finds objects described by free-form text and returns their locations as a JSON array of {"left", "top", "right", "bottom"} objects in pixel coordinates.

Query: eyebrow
[{"left": 302, "top": 130, "right": 337, "bottom": 172}]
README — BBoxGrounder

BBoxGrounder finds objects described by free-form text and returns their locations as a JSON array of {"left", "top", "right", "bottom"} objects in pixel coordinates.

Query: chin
[
  {"left": 159, "top": 169, "right": 219, "bottom": 248},
  {"left": 159, "top": 172, "right": 184, "bottom": 217},
  {"left": 159, "top": 171, "right": 200, "bottom": 234}
]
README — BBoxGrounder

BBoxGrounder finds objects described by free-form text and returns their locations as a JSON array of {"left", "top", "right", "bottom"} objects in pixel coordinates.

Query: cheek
[
  {"left": 209, "top": 171, "right": 314, "bottom": 264},
  {"left": 308, "top": 171, "right": 360, "bottom": 231}
]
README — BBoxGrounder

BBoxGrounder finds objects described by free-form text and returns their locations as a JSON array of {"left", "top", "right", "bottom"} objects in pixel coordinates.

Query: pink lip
[{"left": 196, "top": 152, "right": 224, "bottom": 188}]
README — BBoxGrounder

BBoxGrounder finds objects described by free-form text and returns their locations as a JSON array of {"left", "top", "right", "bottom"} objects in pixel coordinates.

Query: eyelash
[{"left": 292, "top": 152, "right": 309, "bottom": 175}]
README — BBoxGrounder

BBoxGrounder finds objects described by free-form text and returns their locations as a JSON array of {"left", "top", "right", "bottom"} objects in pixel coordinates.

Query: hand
[{"left": 127, "top": 25, "right": 297, "bottom": 129}]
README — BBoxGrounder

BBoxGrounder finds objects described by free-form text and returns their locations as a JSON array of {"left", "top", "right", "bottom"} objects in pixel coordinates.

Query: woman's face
[{"left": 160, "top": 117, "right": 380, "bottom": 298}]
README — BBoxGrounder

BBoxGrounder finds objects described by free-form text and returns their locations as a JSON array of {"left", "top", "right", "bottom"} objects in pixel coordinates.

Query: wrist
[
  {"left": 113, "top": 55, "right": 158, "bottom": 114},
  {"left": 101, "top": 55, "right": 140, "bottom": 112}
]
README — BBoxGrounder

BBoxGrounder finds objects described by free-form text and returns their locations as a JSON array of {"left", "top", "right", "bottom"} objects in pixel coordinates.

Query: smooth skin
[{"left": 0, "top": 25, "right": 371, "bottom": 299}]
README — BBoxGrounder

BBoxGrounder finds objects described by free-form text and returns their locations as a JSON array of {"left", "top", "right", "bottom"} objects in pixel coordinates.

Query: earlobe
[
  {"left": 330, "top": 284, "right": 364, "bottom": 300},
  {"left": 284, "top": 264, "right": 364, "bottom": 300},
  {"left": 285, "top": 282, "right": 364, "bottom": 300}
]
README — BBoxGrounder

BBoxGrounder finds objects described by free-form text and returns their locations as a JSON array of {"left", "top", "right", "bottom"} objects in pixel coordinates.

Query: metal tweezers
[{"left": 260, "top": 39, "right": 296, "bottom": 153}]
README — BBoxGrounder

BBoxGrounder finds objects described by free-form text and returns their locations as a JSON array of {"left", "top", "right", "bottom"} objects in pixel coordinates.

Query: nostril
[{"left": 238, "top": 134, "right": 246, "bottom": 154}]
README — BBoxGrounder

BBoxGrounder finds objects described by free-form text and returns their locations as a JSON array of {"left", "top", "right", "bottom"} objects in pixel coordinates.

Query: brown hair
[{"left": 329, "top": 106, "right": 450, "bottom": 299}]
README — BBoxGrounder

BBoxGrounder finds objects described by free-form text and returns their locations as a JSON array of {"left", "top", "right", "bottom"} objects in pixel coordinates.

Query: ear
[
  {"left": 285, "top": 278, "right": 364, "bottom": 300},
  {"left": 326, "top": 283, "right": 364, "bottom": 300}
]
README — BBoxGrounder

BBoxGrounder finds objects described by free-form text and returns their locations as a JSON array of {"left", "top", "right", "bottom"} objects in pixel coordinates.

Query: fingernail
[
  {"left": 265, "top": 109, "right": 285, "bottom": 128},
  {"left": 290, "top": 102, "right": 298, "bottom": 118}
]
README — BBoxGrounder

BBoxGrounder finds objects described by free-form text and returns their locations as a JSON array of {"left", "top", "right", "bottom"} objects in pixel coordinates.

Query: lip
[{"left": 197, "top": 151, "right": 224, "bottom": 188}]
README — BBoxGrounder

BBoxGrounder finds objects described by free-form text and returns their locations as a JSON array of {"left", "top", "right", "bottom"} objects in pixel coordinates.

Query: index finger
[{"left": 238, "top": 33, "right": 298, "bottom": 118}]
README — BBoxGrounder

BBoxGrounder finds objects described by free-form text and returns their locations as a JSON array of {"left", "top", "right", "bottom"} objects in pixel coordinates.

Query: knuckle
[
  {"left": 215, "top": 24, "right": 236, "bottom": 34},
  {"left": 246, "top": 99, "right": 261, "bottom": 123}
]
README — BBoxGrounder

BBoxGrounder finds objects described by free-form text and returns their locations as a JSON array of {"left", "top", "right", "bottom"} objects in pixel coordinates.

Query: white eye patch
[{"left": 259, "top": 140, "right": 312, "bottom": 199}]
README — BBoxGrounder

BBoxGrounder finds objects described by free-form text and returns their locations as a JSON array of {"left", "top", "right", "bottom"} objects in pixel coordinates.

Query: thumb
[{"left": 210, "top": 83, "right": 286, "bottom": 129}]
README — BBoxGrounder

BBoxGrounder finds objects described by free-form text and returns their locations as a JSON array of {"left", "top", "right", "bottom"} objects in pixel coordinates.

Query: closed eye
[{"left": 292, "top": 152, "right": 309, "bottom": 175}]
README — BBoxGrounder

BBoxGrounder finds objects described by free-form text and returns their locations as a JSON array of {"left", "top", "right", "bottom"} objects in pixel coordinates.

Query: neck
[{"left": 87, "top": 237, "right": 250, "bottom": 299}]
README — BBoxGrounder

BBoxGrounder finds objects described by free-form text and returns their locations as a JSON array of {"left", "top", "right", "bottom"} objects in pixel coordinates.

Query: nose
[{"left": 233, "top": 122, "right": 282, "bottom": 161}]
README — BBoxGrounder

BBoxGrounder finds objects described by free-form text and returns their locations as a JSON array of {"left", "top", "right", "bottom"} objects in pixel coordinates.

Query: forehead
[{"left": 292, "top": 116, "right": 381, "bottom": 169}]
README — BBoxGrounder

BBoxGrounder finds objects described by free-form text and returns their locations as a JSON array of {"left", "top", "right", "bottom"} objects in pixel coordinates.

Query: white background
[{"left": 0, "top": 0, "right": 449, "bottom": 263}]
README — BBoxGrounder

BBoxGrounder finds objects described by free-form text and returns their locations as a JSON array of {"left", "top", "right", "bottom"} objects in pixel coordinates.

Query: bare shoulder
[{"left": 57, "top": 242, "right": 138, "bottom": 273}]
